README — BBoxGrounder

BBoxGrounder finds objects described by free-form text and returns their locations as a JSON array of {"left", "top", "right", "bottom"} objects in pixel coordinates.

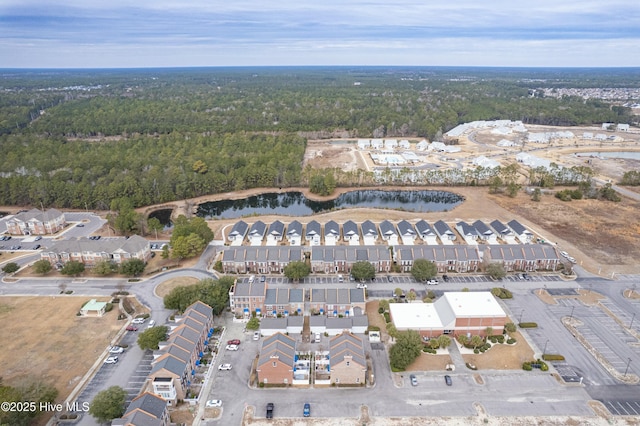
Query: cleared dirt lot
[{"left": 0, "top": 296, "right": 122, "bottom": 399}]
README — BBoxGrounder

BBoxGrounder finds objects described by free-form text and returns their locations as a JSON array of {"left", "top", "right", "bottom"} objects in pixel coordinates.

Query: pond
[
  {"left": 196, "top": 190, "right": 464, "bottom": 219},
  {"left": 148, "top": 209, "right": 173, "bottom": 228}
]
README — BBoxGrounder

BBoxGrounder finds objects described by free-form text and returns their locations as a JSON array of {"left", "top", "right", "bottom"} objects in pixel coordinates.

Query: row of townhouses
[
  {"left": 256, "top": 331, "right": 367, "bottom": 386},
  {"left": 222, "top": 243, "right": 560, "bottom": 276},
  {"left": 229, "top": 281, "right": 366, "bottom": 319},
  {"left": 226, "top": 218, "right": 534, "bottom": 247},
  {"left": 40, "top": 236, "right": 152, "bottom": 266},
  {"left": 147, "top": 301, "right": 214, "bottom": 405}
]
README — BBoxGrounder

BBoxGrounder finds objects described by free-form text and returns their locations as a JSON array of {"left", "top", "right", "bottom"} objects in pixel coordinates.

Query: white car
[
  {"left": 104, "top": 356, "right": 119, "bottom": 364},
  {"left": 108, "top": 346, "right": 124, "bottom": 354},
  {"left": 131, "top": 318, "right": 145, "bottom": 324},
  {"left": 218, "top": 363, "right": 232, "bottom": 371},
  {"left": 226, "top": 344, "right": 239, "bottom": 351},
  {"left": 426, "top": 279, "right": 438, "bottom": 285},
  {"left": 559, "top": 251, "right": 569, "bottom": 258},
  {"left": 147, "top": 319, "right": 156, "bottom": 328},
  {"left": 206, "top": 400, "right": 222, "bottom": 408},
  {"left": 253, "top": 331, "right": 260, "bottom": 341},
  {"left": 356, "top": 283, "right": 367, "bottom": 289},
  {"left": 567, "top": 257, "right": 576, "bottom": 264}
]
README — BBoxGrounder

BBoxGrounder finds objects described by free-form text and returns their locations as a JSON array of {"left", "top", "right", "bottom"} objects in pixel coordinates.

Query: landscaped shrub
[
  {"left": 542, "top": 354, "right": 565, "bottom": 361},
  {"left": 496, "top": 335, "right": 505, "bottom": 344},
  {"left": 105, "top": 303, "right": 114, "bottom": 312},
  {"left": 522, "top": 362, "right": 532, "bottom": 371},
  {"left": 507, "top": 338, "right": 516, "bottom": 344},
  {"left": 378, "top": 307, "right": 384, "bottom": 314},
  {"left": 384, "top": 312, "right": 391, "bottom": 323},
  {"left": 518, "top": 322, "right": 538, "bottom": 328},
  {"left": 479, "top": 347, "right": 486, "bottom": 353},
  {"left": 474, "top": 348, "right": 479, "bottom": 354},
  {"left": 422, "top": 347, "right": 436, "bottom": 354}
]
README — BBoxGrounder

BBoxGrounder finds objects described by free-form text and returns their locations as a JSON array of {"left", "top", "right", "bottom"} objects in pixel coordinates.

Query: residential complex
[{"left": 6, "top": 208, "right": 66, "bottom": 235}]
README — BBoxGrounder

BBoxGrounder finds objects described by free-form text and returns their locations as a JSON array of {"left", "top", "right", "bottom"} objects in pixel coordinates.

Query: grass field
[{"left": 0, "top": 296, "right": 122, "bottom": 400}]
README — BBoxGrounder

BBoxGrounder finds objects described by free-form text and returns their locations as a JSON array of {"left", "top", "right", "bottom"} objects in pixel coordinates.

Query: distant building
[
  {"left": 7, "top": 208, "right": 65, "bottom": 235},
  {"left": 41, "top": 235, "right": 151, "bottom": 267}
]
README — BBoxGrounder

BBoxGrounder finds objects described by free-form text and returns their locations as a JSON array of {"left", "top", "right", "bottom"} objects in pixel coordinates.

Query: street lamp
[
  {"left": 519, "top": 309, "right": 525, "bottom": 324},
  {"left": 624, "top": 358, "right": 632, "bottom": 378},
  {"left": 569, "top": 306, "right": 575, "bottom": 320},
  {"left": 630, "top": 313, "right": 636, "bottom": 330},
  {"left": 543, "top": 339, "right": 549, "bottom": 359}
]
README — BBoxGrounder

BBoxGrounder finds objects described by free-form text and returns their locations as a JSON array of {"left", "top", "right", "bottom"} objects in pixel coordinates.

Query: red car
[
  {"left": 126, "top": 325, "right": 138, "bottom": 331},
  {"left": 227, "top": 339, "right": 241, "bottom": 345}
]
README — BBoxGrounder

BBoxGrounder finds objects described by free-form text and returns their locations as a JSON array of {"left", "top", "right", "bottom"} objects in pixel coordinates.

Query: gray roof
[
  {"left": 325, "top": 220, "right": 340, "bottom": 237},
  {"left": 287, "top": 220, "right": 302, "bottom": 237},
  {"left": 229, "top": 220, "right": 248, "bottom": 238},
  {"left": 45, "top": 235, "right": 149, "bottom": 256},
  {"left": 186, "top": 301, "right": 213, "bottom": 321},
  {"left": 361, "top": 220, "right": 378, "bottom": 237},
  {"left": 309, "top": 315, "right": 327, "bottom": 326},
  {"left": 490, "top": 220, "right": 512, "bottom": 236},
  {"left": 311, "top": 288, "right": 327, "bottom": 303},
  {"left": 268, "top": 220, "right": 285, "bottom": 237},
  {"left": 150, "top": 355, "right": 186, "bottom": 377},
  {"left": 379, "top": 220, "right": 397, "bottom": 237},
  {"left": 472, "top": 220, "right": 494, "bottom": 237},
  {"left": 123, "top": 392, "right": 167, "bottom": 422},
  {"left": 507, "top": 219, "right": 531, "bottom": 236},
  {"left": 249, "top": 221, "right": 266, "bottom": 237},
  {"left": 456, "top": 221, "right": 478, "bottom": 238},
  {"left": 434, "top": 220, "right": 455, "bottom": 237},
  {"left": 258, "top": 333, "right": 296, "bottom": 368},
  {"left": 289, "top": 288, "right": 304, "bottom": 303},
  {"left": 306, "top": 220, "right": 321, "bottom": 237},
  {"left": 415, "top": 219, "right": 436, "bottom": 237},
  {"left": 397, "top": 220, "right": 416, "bottom": 236},
  {"left": 233, "top": 281, "right": 267, "bottom": 297},
  {"left": 10, "top": 208, "right": 63, "bottom": 223},
  {"left": 260, "top": 317, "right": 288, "bottom": 330},
  {"left": 342, "top": 220, "right": 359, "bottom": 238},
  {"left": 329, "top": 332, "right": 366, "bottom": 366},
  {"left": 349, "top": 288, "right": 365, "bottom": 303}
]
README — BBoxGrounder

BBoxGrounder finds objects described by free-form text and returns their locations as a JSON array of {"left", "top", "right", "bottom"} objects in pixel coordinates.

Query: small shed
[{"left": 80, "top": 299, "right": 107, "bottom": 317}]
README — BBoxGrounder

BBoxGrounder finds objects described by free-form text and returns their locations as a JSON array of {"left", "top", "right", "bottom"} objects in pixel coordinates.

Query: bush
[
  {"left": 474, "top": 348, "right": 480, "bottom": 354},
  {"left": 518, "top": 322, "right": 538, "bottom": 328},
  {"left": 105, "top": 303, "right": 114, "bottom": 312},
  {"left": 378, "top": 307, "right": 385, "bottom": 314},
  {"left": 542, "top": 354, "right": 565, "bottom": 361},
  {"left": 507, "top": 338, "right": 516, "bottom": 344},
  {"left": 383, "top": 312, "right": 391, "bottom": 323},
  {"left": 522, "top": 362, "right": 532, "bottom": 371},
  {"left": 496, "top": 335, "right": 505, "bottom": 344}
]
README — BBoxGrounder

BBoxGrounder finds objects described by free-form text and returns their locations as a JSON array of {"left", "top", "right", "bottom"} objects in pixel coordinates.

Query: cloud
[{"left": 0, "top": 0, "right": 639, "bottom": 67}]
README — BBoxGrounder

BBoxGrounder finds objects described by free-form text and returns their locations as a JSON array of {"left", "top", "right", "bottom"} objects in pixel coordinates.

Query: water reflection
[{"left": 197, "top": 190, "right": 463, "bottom": 219}]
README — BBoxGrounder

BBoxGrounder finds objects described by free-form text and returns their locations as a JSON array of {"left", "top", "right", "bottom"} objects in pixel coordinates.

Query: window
[
  {"left": 346, "top": 361, "right": 350, "bottom": 366},
  {"left": 273, "top": 361, "right": 277, "bottom": 367},
  {"left": 356, "top": 378, "right": 360, "bottom": 383}
]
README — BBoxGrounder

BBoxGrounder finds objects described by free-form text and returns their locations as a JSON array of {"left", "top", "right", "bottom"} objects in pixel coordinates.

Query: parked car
[
  {"left": 76, "top": 223, "right": 84, "bottom": 228},
  {"left": 266, "top": 403, "right": 274, "bottom": 419},
  {"left": 126, "top": 325, "right": 138, "bottom": 331},
  {"left": 206, "top": 400, "right": 222, "bottom": 408},
  {"left": 227, "top": 339, "right": 241, "bottom": 345},
  {"left": 314, "top": 332, "right": 321, "bottom": 342},
  {"left": 34, "top": 236, "right": 42, "bottom": 241},
  {"left": 260, "top": 275, "right": 266, "bottom": 282},
  {"left": 104, "top": 356, "right": 119, "bottom": 364},
  {"left": 108, "top": 346, "right": 124, "bottom": 354},
  {"left": 387, "top": 275, "right": 393, "bottom": 283},
  {"left": 559, "top": 251, "right": 569, "bottom": 258},
  {"left": 426, "top": 279, "right": 438, "bottom": 285},
  {"left": 522, "top": 273, "right": 530, "bottom": 280},
  {"left": 444, "top": 375, "right": 452, "bottom": 386},
  {"left": 248, "top": 275, "right": 256, "bottom": 283},
  {"left": 356, "top": 283, "right": 367, "bottom": 289},
  {"left": 225, "top": 344, "right": 239, "bottom": 351},
  {"left": 253, "top": 331, "right": 260, "bottom": 341},
  {"left": 147, "top": 319, "right": 156, "bottom": 328},
  {"left": 337, "top": 274, "right": 344, "bottom": 282},
  {"left": 410, "top": 374, "right": 418, "bottom": 386},
  {"left": 303, "top": 403, "right": 310, "bottom": 417},
  {"left": 218, "top": 363, "right": 232, "bottom": 371},
  {"left": 131, "top": 318, "right": 146, "bottom": 324},
  {"left": 32, "top": 245, "right": 40, "bottom": 250},
  {"left": 442, "top": 274, "right": 449, "bottom": 282}
]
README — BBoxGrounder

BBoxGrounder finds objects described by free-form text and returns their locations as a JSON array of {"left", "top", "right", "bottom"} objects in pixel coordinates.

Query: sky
[{"left": 1, "top": 0, "right": 640, "bottom": 69}]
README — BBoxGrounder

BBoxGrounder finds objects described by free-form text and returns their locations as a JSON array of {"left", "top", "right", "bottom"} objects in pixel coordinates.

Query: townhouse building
[
  {"left": 41, "top": 235, "right": 151, "bottom": 267},
  {"left": 7, "top": 208, "right": 66, "bottom": 235}
]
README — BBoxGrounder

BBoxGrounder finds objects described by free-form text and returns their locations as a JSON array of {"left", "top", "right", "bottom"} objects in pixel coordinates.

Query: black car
[
  {"left": 266, "top": 403, "right": 274, "bottom": 419},
  {"left": 442, "top": 274, "right": 449, "bottom": 282},
  {"left": 444, "top": 375, "right": 452, "bottom": 386},
  {"left": 387, "top": 275, "right": 393, "bottom": 283}
]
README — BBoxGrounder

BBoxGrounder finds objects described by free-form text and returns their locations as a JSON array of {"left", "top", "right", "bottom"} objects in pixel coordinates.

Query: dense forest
[{"left": 0, "top": 67, "right": 638, "bottom": 208}]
